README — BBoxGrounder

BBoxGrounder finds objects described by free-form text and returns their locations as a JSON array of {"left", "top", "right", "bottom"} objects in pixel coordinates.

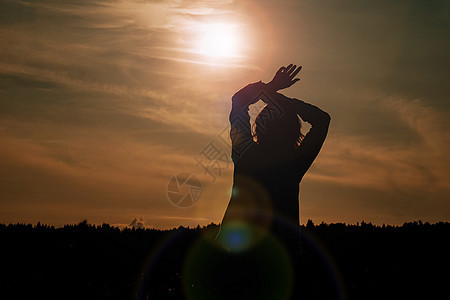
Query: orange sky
[{"left": 0, "top": 0, "right": 449, "bottom": 228}]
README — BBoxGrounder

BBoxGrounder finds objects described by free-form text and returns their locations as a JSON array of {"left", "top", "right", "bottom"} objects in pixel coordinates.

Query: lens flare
[
  {"left": 216, "top": 221, "right": 255, "bottom": 252},
  {"left": 183, "top": 227, "right": 294, "bottom": 300}
]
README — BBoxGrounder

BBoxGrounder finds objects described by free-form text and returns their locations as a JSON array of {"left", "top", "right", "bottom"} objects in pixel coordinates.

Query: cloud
[
  {"left": 0, "top": 0, "right": 249, "bottom": 137},
  {"left": 309, "top": 96, "right": 450, "bottom": 192},
  {"left": 0, "top": 124, "right": 197, "bottom": 201}
]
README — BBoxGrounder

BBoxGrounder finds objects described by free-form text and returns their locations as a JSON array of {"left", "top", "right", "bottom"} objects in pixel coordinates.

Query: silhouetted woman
[{"left": 215, "top": 64, "right": 330, "bottom": 297}]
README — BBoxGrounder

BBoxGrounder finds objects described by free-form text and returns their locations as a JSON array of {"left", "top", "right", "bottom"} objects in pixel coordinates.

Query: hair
[{"left": 252, "top": 105, "right": 305, "bottom": 148}]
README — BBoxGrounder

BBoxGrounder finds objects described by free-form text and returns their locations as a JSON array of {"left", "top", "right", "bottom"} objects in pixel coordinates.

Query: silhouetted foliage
[{"left": 0, "top": 221, "right": 449, "bottom": 299}]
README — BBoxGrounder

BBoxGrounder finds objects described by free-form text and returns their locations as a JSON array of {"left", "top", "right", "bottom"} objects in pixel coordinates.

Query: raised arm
[
  {"left": 264, "top": 63, "right": 330, "bottom": 128},
  {"left": 268, "top": 92, "right": 330, "bottom": 175},
  {"left": 286, "top": 96, "right": 331, "bottom": 130},
  {"left": 229, "top": 81, "right": 266, "bottom": 162},
  {"left": 264, "top": 64, "right": 330, "bottom": 169}
]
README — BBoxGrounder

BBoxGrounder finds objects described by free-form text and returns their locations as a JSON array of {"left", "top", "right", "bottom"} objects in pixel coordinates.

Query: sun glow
[{"left": 199, "top": 23, "right": 239, "bottom": 58}]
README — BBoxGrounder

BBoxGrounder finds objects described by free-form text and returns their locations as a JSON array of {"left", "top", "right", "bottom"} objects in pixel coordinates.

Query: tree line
[{"left": 0, "top": 219, "right": 448, "bottom": 233}]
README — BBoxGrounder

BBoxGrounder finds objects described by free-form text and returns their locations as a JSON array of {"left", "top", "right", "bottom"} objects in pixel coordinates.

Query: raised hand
[{"left": 266, "top": 64, "right": 302, "bottom": 92}]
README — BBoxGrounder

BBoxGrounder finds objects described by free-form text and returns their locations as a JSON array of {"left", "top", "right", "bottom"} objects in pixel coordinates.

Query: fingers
[
  {"left": 275, "top": 64, "right": 302, "bottom": 88},
  {"left": 291, "top": 78, "right": 300, "bottom": 85},
  {"left": 281, "top": 64, "right": 301, "bottom": 75},
  {"left": 285, "top": 64, "right": 295, "bottom": 74},
  {"left": 291, "top": 65, "right": 302, "bottom": 78},
  {"left": 283, "top": 64, "right": 293, "bottom": 73},
  {"left": 278, "top": 64, "right": 292, "bottom": 75}
]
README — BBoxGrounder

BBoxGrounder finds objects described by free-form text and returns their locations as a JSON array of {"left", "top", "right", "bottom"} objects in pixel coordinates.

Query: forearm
[
  {"left": 258, "top": 82, "right": 330, "bottom": 127},
  {"left": 231, "top": 81, "right": 266, "bottom": 111},
  {"left": 291, "top": 98, "right": 330, "bottom": 127},
  {"left": 230, "top": 81, "right": 266, "bottom": 125},
  {"left": 270, "top": 91, "right": 330, "bottom": 128},
  {"left": 291, "top": 98, "right": 330, "bottom": 166}
]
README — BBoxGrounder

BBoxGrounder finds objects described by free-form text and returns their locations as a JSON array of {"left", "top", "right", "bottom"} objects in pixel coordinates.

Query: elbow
[
  {"left": 231, "top": 94, "right": 240, "bottom": 104},
  {"left": 321, "top": 111, "right": 331, "bottom": 125},
  {"left": 325, "top": 112, "right": 331, "bottom": 123},
  {"left": 231, "top": 84, "right": 251, "bottom": 103},
  {"left": 231, "top": 90, "right": 246, "bottom": 105}
]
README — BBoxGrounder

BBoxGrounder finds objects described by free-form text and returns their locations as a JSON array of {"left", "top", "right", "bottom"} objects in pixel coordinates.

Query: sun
[{"left": 199, "top": 23, "right": 238, "bottom": 58}]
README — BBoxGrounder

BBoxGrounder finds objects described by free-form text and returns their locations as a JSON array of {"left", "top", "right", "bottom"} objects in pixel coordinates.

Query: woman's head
[{"left": 253, "top": 105, "right": 304, "bottom": 148}]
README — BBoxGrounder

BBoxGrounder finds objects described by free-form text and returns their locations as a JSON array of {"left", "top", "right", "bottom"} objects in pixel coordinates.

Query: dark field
[{"left": 1, "top": 221, "right": 449, "bottom": 299}]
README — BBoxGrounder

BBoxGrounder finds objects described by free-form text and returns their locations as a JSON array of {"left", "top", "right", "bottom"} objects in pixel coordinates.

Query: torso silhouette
[{"left": 217, "top": 81, "right": 330, "bottom": 253}]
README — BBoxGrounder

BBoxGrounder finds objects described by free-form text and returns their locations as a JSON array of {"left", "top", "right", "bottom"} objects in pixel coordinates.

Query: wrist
[{"left": 264, "top": 81, "right": 278, "bottom": 93}]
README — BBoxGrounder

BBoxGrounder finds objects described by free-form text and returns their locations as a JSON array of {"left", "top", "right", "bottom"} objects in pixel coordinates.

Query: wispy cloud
[
  {"left": 309, "top": 96, "right": 450, "bottom": 191},
  {"left": 0, "top": 0, "right": 250, "bottom": 137}
]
